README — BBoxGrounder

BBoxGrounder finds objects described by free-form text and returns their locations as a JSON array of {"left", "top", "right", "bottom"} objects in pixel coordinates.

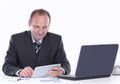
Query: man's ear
[{"left": 28, "top": 20, "right": 31, "bottom": 27}]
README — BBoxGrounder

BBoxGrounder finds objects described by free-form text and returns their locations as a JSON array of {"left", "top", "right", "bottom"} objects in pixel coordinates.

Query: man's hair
[{"left": 29, "top": 9, "right": 51, "bottom": 24}]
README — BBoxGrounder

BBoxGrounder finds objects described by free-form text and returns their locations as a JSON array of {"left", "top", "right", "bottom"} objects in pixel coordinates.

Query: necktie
[{"left": 33, "top": 42, "right": 41, "bottom": 60}]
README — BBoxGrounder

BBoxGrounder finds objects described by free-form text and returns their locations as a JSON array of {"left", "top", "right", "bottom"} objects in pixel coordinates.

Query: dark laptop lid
[{"left": 75, "top": 44, "right": 118, "bottom": 78}]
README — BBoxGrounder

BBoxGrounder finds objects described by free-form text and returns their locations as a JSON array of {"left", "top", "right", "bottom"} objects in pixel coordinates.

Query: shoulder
[
  {"left": 11, "top": 31, "right": 29, "bottom": 39},
  {"left": 47, "top": 32, "right": 62, "bottom": 39},
  {"left": 44, "top": 32, "right": 63, "bottom": 44}
]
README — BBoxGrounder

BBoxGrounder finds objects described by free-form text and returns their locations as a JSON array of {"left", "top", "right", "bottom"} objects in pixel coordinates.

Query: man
[{"left": 2, "top": 9, "right": 70, "bottom": 78}]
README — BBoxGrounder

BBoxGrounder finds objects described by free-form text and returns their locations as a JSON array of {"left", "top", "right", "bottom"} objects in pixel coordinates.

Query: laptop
[{"left": 58, "top": 44, "right": 119, "bottom": 80}]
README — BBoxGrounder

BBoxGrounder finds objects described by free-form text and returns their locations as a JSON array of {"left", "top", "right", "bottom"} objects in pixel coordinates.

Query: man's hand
[
  {"left": 19, "top": 66, "right": 33, "bottom": 78},
  {"left": 48, "top": 66, "right": 64, "bottom": 77}
]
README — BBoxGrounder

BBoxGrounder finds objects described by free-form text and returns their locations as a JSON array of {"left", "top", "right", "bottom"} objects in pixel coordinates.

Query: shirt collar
[{"left": 31, "top": 34, "right": 42, "bottom": 44}]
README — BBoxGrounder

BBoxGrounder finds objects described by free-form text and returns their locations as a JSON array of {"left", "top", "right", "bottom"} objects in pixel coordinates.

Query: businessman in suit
[{"left": 2, "top": 9, "right": 70, "bottom": 78}]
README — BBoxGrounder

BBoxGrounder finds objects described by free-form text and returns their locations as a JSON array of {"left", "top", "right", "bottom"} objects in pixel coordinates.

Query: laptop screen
[{"left": 76, "top": 44, "right": 118, "bottom": 78}]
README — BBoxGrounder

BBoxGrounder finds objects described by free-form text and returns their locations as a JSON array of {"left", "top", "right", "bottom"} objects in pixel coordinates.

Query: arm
[
  {"left": 54, "top": 37, "right": 71, "bottom": 75},
  {"left": 48, "top": 37, "right": 71, "bottom": 77},
  {"left": 2, "top": 36, "right": 20, "bottom": 76}
]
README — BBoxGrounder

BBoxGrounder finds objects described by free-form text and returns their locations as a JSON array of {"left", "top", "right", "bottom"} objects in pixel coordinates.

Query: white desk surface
[{"left": 0, "top": 75, "right": 120, "bottom": 84}]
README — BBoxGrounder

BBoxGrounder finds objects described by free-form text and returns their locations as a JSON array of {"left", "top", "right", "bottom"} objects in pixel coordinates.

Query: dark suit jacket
[{"left": 2, "top": 31, "right": 70, "bottom": 76}]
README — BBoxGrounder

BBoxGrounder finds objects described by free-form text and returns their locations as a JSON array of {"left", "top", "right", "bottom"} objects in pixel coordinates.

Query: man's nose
[{"left": 38, "top": 28, "right": 43, "bottom": 34}]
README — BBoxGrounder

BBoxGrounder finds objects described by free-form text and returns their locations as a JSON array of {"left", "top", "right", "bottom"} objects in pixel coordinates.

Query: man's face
[{"left": 29, "top": 13, "right": 49, "bottom": 41}]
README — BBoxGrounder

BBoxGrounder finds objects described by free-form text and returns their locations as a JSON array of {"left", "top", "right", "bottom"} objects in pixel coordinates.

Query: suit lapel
[
  {"left": 37, "top": 33, "right": 49, "bottom": 63},
  {"left": 25, "top": 31, "right": 38, "bottom": 64}
]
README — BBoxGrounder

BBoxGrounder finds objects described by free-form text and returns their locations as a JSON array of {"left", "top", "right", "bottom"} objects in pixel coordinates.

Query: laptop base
[{"left": 58, "top": 74, "right": 111, "bottom": 80}]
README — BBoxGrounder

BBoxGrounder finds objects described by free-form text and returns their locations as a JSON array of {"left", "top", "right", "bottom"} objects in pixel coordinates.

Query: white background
[{"left": 0, "top": 0, "right": 120, "bottom": 77}]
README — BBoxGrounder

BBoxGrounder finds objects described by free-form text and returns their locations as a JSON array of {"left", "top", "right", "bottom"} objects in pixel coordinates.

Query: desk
[{"left": 0, "top": 75, "right": 120, "bottom": 84}]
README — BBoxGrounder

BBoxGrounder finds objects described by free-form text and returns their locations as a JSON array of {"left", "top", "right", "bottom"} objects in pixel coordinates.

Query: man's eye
[
  {"left": 33, "top": 26, "right": 39, "bottom": 28},
  {"left": 43, "top": 26, "right": 47, "bottom": 29}
]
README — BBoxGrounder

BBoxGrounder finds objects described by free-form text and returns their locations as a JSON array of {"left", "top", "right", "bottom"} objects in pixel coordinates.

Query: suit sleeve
[
  {"left": 54, "top": 37, "right": 71, "bottom": 75},
  {"left": 2, "top": 36, "right": 21, "bottom": 76}
]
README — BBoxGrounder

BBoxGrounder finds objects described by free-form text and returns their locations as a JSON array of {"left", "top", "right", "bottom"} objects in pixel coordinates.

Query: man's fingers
[
  {"left": 19, "top": 66, "right": 33, "bottom": 78},
  {"left": 22, "top": 71, "right": 29, "bottom": 78},
  {"left": 48, "top": 67, "right": 63, "bottom": 77},
  {"left": 48, "top": 71, "right": 58, "bottom": 77},
  {"left": 25, "top": 67, "right": 33, "bottom": 76},
  {"left": 52, "top": 67, "right": 62, "bottom": 71}
]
